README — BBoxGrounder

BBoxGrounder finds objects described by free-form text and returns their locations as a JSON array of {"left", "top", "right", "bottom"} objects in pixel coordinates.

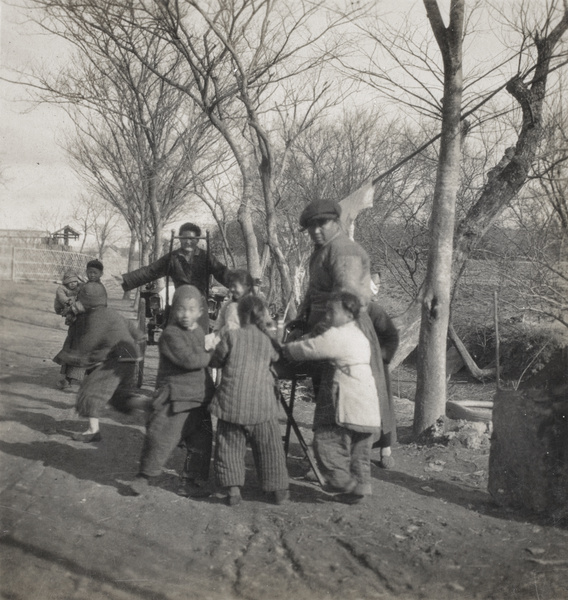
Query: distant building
[
  {"left": 0, "top": 225, "right": 82, "bottom": 249},
  {"left": 50, "top": 225, "right": 81, "bottom": 246}
]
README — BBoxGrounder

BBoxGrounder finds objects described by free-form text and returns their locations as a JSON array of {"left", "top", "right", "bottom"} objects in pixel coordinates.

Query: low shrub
[{"left": 462, "top": 322, "right": 567, "bottom": 383}]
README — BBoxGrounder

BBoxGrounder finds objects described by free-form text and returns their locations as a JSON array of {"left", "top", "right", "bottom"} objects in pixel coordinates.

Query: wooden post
[
  {"left": 494, "top": 290, "right": 500, "bottom": 390},
  {"left": 10, "top": 246, "right": 16, "bottom": 281}
]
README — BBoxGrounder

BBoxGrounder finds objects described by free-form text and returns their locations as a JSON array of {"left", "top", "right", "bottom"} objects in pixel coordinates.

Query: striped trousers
[{"left": 214, "top": 419, "right": 288, "bottom": 492}]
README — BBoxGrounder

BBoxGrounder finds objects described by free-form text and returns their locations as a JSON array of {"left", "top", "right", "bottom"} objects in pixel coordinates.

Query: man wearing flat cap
[
  {"left": 295, "top": 199, "right": 397, "bottom": 470},
  {"left": 298, "top": 199, "right": 372, "bottom": 330}
]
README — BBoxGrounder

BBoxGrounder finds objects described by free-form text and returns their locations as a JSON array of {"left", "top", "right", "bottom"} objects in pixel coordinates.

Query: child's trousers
[
  {"left": 140, "top": 401, "right": 212, "bottom": 479},
  {"left": 76, "top": 361, "right": 137, "bottom": 418},
  {"left": 215, "top": 419, "right": 288, "bottom": 492},
  {"left": 313, "top": 425, "right": 373, "bottom": 495}
]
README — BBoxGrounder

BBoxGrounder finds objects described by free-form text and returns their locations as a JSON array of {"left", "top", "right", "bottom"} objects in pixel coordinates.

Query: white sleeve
[{"left": 286, "top": 327, "right": 343, "bottom": 362}]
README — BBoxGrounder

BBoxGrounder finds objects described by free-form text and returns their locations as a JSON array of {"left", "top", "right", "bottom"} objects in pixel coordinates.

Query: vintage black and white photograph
[{"left": 1, "top": 0, "right": 567, "bottom": 598}]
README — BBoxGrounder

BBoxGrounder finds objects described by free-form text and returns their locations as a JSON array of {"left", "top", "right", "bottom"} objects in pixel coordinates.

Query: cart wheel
[{"left": 136, "top": 298, "right": 147, "bottom": 388}]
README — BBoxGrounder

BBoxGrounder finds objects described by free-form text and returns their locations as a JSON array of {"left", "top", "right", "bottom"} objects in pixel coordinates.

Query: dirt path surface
[{"left": 1, "top": 281, "right": 567, "bottom": 600}]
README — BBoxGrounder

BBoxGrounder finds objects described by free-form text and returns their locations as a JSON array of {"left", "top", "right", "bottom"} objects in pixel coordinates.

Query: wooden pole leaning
[{"left": 278, "top": 388, "right": 326, "bottom": 487}]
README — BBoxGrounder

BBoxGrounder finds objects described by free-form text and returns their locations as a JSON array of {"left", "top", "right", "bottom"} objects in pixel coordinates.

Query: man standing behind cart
[
  {"left": 119, "top": 222, "right": 229, "bottom": 333},
  {"left": 295, "top": 199, "right": 397, "bottom": 468}
]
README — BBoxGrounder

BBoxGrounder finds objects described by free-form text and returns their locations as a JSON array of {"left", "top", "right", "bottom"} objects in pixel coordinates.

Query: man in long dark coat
[{"left": 296, "top": 199, "right": 397, "bottom": 467}]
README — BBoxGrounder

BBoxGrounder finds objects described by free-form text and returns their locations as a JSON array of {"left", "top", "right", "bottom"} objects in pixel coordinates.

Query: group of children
[
  {"left": 54, "top": 262, "right": 395, "bottom": 506},
  {"left": 128, "top": 269, "right": 391, "bottom": 506},
  {"left": 128, "top": 271, "right": 290, "bottom": 505}
]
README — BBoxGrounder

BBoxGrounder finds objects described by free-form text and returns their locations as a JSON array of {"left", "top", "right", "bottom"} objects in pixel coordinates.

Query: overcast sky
[
  {"left": 0, "top": 0, "right": 520, "bottom": 234},
  {"left": 0, "top": 0, "right": 78, "bottom": 230}
]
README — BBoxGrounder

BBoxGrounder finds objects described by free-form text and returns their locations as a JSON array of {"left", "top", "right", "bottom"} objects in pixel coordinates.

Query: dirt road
[{"left": 1, "top": 281, "right": 567, "bottom": 600}]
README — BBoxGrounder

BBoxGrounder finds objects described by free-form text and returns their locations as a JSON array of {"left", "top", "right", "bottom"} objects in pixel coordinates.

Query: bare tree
[
  {"left": 33, "top": 206, "right": 68, "bottom": 237},
  {"left": 452, "top": 1, "right": 568, "bottom": 285},
  {"left": 70, "top": 195, "right": 97, "bottom": 253},
  {"left": 31, "top": 2, "right": 217, "bottom": 266},
  {"left": 36, "top": 0, "right": 363, "bottom": 305},
  {"left": 71, "top": 195, "right": 123, "bottom": 259},
  {"left": 411, "top": 0, "right": 465, "bottom": 434},
  {"left": 494, "top": 95, "right": 568, "bottom": 330},
  {"left": 276, "top": 107, "right": 412, "bottom": 305},
  {"left": 348, "top": 1, "right": 568, "bottom": 375}
]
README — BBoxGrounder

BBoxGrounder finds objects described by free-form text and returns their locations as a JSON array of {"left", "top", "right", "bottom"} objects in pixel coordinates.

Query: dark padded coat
[{"left": 121, "top": 247, "right": 228, "bottom": 295}]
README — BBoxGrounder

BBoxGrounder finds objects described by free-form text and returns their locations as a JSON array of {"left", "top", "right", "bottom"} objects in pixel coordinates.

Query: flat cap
[{"left": 299, "top": 199, "right": 341, "bottom": 229}]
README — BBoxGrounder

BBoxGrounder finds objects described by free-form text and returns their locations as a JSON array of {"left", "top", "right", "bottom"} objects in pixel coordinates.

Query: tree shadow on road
[
  {"left": 370, "top": 460, "right": 564, "bottom": 529},
  {"left": 0, "top": 419, "right": 144, "bottom": 494},
  {"left": 2, "top": 390, "right": 74, "bottom": 411},
  {"left": 0, "top": 535, "right": 172, "bottom": 600}
]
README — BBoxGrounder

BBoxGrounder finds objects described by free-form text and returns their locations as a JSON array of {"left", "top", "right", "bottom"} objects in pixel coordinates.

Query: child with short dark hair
[
  {"left": 86, "top": 259, "right": 104, "bottom": 283},
  {"left": 54, "top": 282, "right": 146, "bottom": 442},
  {"left": 217, "top": 269, "right": 255, "bottom": 331},
  {"left": 129, "top": 285, "right": 214, "bottom": 497},
  {"left": 205, "top": 269, "right": 255, "bottom": 351},
  {"left": 66, "top": 260, "right": 105, "bottom": 318},
  {"left": 283, "top": 291, "right": 381, "bottom": 505},
  {"left": 209, "top": 295, "right": 289, "bottom": 506}
]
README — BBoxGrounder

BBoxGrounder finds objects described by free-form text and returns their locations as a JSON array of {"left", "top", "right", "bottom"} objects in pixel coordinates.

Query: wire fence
[{"left": 0, "top": 245, "right": 95, "bottom": 282}]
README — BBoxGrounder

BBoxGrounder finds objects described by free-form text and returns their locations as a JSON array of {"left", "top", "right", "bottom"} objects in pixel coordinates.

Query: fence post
[
  {"left": 11, "top": 246, "right": 16, "bottom": 281},
  {"left": 494, "top": 290, "right": 500, "bottom": 391}
]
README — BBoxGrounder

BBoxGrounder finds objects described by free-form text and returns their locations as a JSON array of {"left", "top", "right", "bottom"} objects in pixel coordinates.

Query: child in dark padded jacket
[
  {"left": 54, "top": 269, "right": 84, "bottom": 389},
  {"left": 54, "top": 281, "right": 146, "bottom": 442},
  {"left": 209, "top": 295, "right": 289, "bottom": 506},
  {"left": 129, "top": 285, "right": 214, "bottom": 497}
]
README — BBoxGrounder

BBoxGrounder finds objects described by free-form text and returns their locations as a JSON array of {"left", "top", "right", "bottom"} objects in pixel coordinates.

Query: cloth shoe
[
  {"left": 71, "top": 431, "right": 102, "bottom": 443},
  {"left": 379, "top": 455, "right": 395, "bottom": 469},
  {"left": 125, "top": 394, "right": 151, "bottom": 413},
  {"left": 57, "top": 378, "right": 71, "bottom": 390},
  {"left": 272, "top": 489, "right": 290, "bottom": 505},
  {"left": 226, "top": 486, "right": 242, "bottom": 506},
  {"left": 177, "top": 478, "right": 210, "bottom": 498},
  {"left": 333, "top": 492, "right": 366, "bottom": 505},
  {"left": 129, "top": 475, "right": 150, "bottom": 496}
]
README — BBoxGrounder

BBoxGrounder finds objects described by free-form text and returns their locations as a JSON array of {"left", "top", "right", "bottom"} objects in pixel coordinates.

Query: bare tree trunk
[
  {"left": 391, "top": 297, "right": 422, "bottom": 369},
  {"left": 140, "top": 239, "right": 150, "bottom": 268},
  {"left": 388, "top": 6, "right": 568, "bottom": 373},
  {"left": 452, "top": 6, "right": 568, "bottom": 293},
  {"left": 238, "top": 179, "right": 261, "bottom": 278},
  {"left": 123, "top": 229, "right": 138, "bottom": 300},
  {"left": 257, "top": 147, "right": 294, "bottom": 306},
  {"left": 414, "top": 0, "right": 464, "bottom": 435}
]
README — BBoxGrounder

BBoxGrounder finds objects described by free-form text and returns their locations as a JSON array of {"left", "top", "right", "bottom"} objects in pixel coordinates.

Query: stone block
[{"left": 488, "top": 388, "right": 568, "bottom": 516}]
